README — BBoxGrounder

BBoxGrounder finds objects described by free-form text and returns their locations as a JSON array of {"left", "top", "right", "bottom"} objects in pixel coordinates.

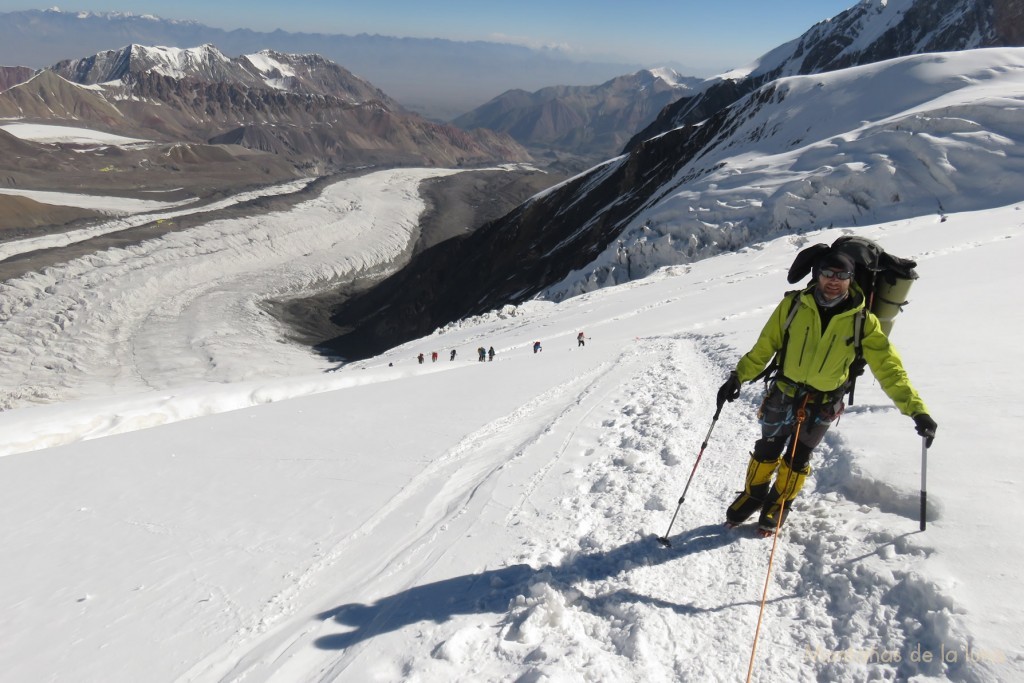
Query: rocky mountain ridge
[
  {"left": 454, "top": 69, "right": 702, "bottom": 166},
  {"left": 0, "top": 44, "right": 530, "bottom": 204},
  {"left": 0, "top": 65, "right": 33, "bottom": 91},
  {"left": 50, "top": 44, "right": 402, "bottom": 109}
]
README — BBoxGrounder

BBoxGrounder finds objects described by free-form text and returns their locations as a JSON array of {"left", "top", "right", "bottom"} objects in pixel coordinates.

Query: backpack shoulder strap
[
  {"left": 782, "top": 289, "right": 803, "bottom": 331},
  {"left": 846, "top": 306, "right": 867, "bottom": 404},
  {"left": 852, "top": 308, "right": 865, "bottom": 358},
  {"left": 752, "top": 288, "right": 805, "bottom": 384}
]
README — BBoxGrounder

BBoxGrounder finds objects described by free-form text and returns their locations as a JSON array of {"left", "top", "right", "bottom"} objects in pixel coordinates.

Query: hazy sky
[{"left": 5, "top": 2, "right": 861, "bottom": 73}]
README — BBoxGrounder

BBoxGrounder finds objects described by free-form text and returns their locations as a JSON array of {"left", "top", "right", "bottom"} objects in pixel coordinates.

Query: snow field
[
  {"left": 0, "top": 178, "right": 313, "bottom": 260},
  {"left": 0, "top": 206, "right": 1018, "bottom": 681}
]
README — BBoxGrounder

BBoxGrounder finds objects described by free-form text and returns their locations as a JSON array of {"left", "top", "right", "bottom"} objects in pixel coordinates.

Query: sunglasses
[{"left": 818, "top": 268, "right": 853, "bottom": 280}]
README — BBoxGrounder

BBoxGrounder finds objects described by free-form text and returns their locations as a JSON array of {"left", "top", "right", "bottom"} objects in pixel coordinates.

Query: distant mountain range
[
  {"left": 0, "top": 8, "right": 651, "bottom": 120},
  {"left": 51, "top": 43, "right": 401, "bottom": 108},
  {"left": 0, "top": 43, "right": 530, "bottom": 209},
  {"left": 454, "top": 69, "right": 702, "bottom": 165},
  {"left": 0, "top": 21, "right": 709, "bottom": 171}
]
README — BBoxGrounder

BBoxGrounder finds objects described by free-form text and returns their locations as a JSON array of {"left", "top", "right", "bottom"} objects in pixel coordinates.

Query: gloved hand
[
  {"left": 717, "top": 371, "right": 741, "bottom": 408},
  {"left": 848, "top": 357, "right": 866, "bottom": 379},
  {"left": 913, "top": 413, "right": 937, "bottom": 448}
]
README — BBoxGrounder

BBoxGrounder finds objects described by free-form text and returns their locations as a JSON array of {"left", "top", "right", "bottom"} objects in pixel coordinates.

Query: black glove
[
  {"left": 849, "top": 357, "right": 867, "bottom": 379},
  {"left": 717, "top": 371, "right": 741, "bottom": 408},
  {"left": 913, "top": 413, "right": 937, "bottom": 448}
]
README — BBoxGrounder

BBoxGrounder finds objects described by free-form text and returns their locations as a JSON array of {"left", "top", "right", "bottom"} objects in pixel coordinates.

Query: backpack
[
  {"left": 787, "top": 235, "right": 919, "bottom": 336},
  {"left": 764, "top": 236, "right": 919, "bottom": 403}
]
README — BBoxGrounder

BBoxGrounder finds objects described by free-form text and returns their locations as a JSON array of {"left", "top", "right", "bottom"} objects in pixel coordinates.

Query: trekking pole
[
  {"left": 656, "top": 403, "right": 723, "bottom": 548},
  {"left": 746, "top": 394, "right": 809, "bottom": 682},
  {"left": 920, "top": 436, "right": 928, "bottom": 531}
]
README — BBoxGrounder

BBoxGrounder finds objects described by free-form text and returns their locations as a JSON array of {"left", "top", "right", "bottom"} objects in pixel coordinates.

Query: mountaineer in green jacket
[{"left": 717, "top": 247, "right": 937, "bottom": 536}]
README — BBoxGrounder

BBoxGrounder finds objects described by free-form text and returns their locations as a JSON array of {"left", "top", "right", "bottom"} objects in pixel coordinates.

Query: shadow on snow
[{"left": 314, "top": 523, "right": 794, "bottom": 650}]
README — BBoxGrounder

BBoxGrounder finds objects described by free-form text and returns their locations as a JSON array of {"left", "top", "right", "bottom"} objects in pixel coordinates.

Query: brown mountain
[
  {"left": 50, "top": 44, "right": 403, "bottom": 109},
  {"left": 454, "top": 69, "right": 700, "bottom": 164},
  {"left": 0, "top": 44, "right": 529, "bottom": 176},
  {"left": 0, "top": 45, "right": 533, "bottom": 237},
  {"left": 0, "top": 43, "right": 531, "bottom": 236},
  {"left": 42, "top": 44, "right": 529, "bottom": 167},
  {"left": 0, "top": 70, "right": 131, "bottom": 131}
]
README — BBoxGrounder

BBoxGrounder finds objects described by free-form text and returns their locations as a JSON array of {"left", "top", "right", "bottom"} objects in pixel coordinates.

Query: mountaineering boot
[
  {"left": 726, "top": 455, "right": 778, "bottom": 526},
  {"left": 727, "top": 492, "right": 765, "bottom": 528},
  {"left": 757, "top": 460, "right": 810, "bottom": 533},
  {"left": 757, "top": 502, "right": 788, "bottom": 536}
]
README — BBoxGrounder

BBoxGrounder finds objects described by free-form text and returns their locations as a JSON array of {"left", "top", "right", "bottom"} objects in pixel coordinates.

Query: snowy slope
[
  {"left": 243, "top": 50, "right": 299, "bottom": 90},
  {"left": 128, "top": 44, "right": 232, "bottom": 81},
  {"left": 0, "top": 195, "right": 1020, "bottom": 681},
  {"left": 546, "top": 48, "right": 1024, "bottom": 299}
]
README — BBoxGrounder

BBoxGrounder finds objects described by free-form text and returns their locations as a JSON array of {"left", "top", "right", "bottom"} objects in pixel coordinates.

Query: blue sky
[{"left": 5, "top": 1, "right": 860, "bottom": 73}]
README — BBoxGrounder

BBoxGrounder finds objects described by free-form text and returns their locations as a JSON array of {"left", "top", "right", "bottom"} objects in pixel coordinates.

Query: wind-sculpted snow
[
  {"left": 0, "top": 168, "right": 461, "bottom": 409},
  {"left": 545, "top": 49, "right": 1024, "bottom": 299}
]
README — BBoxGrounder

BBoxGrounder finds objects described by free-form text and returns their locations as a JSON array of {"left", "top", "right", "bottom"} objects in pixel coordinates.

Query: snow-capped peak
[
  {"left": 129, "top": 44, "right": 230, "bottom": 80},
  {"left": 647, "top": 67, "right": 689, "bottom": 87}
]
